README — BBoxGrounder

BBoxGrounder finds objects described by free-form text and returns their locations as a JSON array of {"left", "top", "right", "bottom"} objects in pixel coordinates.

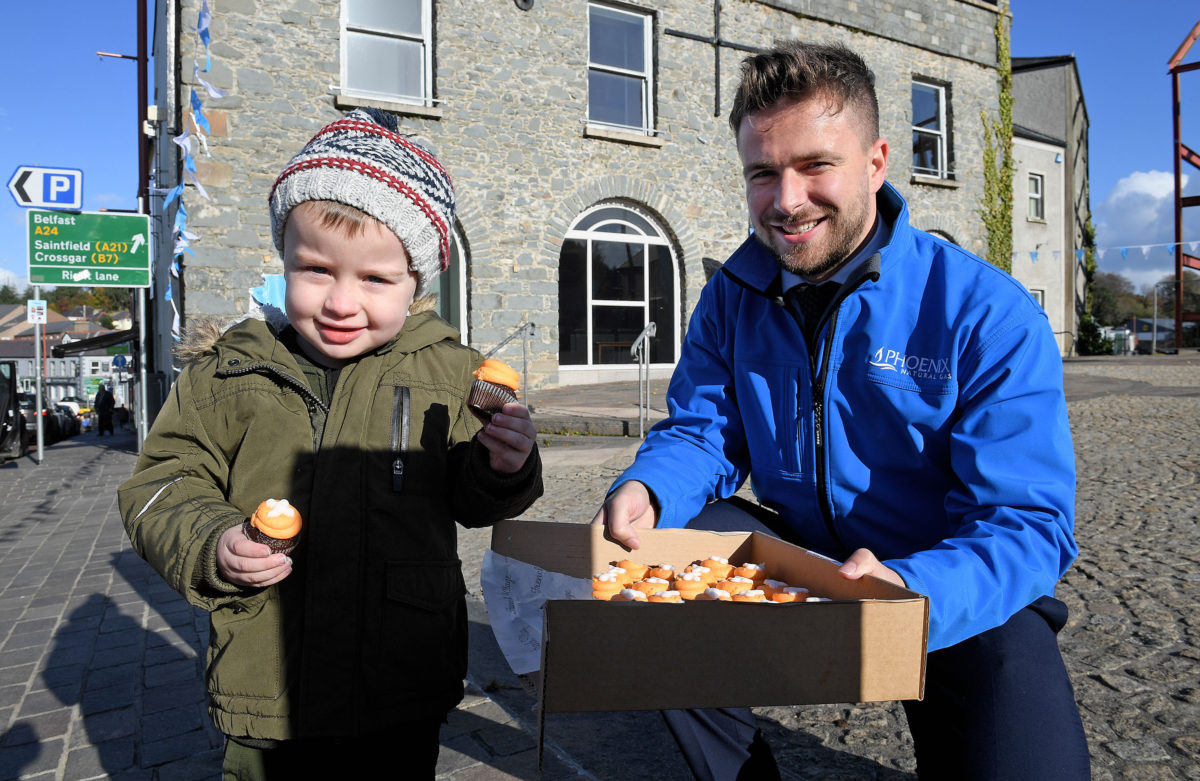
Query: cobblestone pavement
[{"left": 1, "top": 355, "right": 1197, "bottom": 779}]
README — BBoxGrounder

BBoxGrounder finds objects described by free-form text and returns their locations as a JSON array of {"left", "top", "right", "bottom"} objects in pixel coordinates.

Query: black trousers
[
  {"left": 662, "top": 499, "right": 1090, "bottom": 781},
  {"left": 222, "top": 720, "right": 443, "bottom": 781}
]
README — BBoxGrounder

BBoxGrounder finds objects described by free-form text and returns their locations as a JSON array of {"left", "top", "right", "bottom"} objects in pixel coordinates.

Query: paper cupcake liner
[
  {"left": 242, "top": 519, "right": 298, "bottom": 554},
  {"left": 468, "top": 380, "right": 518, "bottom": 419}
]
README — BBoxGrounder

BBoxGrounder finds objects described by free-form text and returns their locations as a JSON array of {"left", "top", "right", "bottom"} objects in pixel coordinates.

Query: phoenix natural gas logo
[{"left": 868, "top": 347, "right": 952, "bottom": 380}]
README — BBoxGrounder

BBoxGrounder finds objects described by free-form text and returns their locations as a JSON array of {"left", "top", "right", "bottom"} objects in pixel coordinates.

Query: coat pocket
[
  {"left": 207, "top": 591, "right": 285, "bottom": 700},
  {"left": 373, "top": 560, "right": 469, "bottom": 699}
]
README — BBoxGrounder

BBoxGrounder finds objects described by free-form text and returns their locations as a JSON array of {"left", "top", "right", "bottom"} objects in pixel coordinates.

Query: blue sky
[{"left": 1, "top": 1, "right": 1198, "bottom": 293}]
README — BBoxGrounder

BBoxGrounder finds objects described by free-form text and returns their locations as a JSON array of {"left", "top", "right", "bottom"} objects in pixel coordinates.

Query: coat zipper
[
  {"left": 790, "top": 266, "right": 879, "bottom": 554},
  {"left": 391, "top": 386, "right": 410, "bottom": 492},
  {"left": 223, "top": 363, "right": 328, "bottom": 413}
]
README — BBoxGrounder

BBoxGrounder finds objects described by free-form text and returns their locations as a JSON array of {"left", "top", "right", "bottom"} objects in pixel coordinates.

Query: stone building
[
  {"left": 1010, "top": 55, "right": 1091, "bottom": 357},
  {"left": 147, "top": 0, "right": 1006, "bottom": 388}
]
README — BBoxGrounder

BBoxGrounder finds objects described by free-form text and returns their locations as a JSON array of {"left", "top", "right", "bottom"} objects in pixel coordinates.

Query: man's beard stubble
[{"left": 756, "top": 188, "right": 873, "bottom": 281}]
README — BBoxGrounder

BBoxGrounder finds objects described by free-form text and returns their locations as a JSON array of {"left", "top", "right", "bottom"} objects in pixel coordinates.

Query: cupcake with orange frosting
[
  {"left": 699, "top": 557, "right": 734, "bottom": 580},
  {"left": 614, "top": 560, "right": 650, "bottom": 581},
  {"left": 732, "top": 589, "right": 767, "bottom": 602},
  {"left": 761, "top": 579, "right": 790, "bottom": 599},
  {"left": 732, "top": 562, "right": 767, "bottom": 586},
  {"left": 592, "top": 572, "right": 624, "bottom": 600},
  {"left": 646, "top": 563, "right": 675, "bottom": 581},
  {"left": 630, "top": 577, "right": 671, "bottom": 596},
  {"left": 714, "top": 576, "right": 755, "bottom": 596},
  {"left": 695, "top": 587, "right": 732, "bottom": 601},
  {"left": 648, "top": 590, "right": 683, "bottom": 603},
  {"left": 243, "top": 499, "right": 302, "bottom": 554},
  {"left": 769, "top": 587, "right": 810, "bottom": 603},
  {"left": 468, "top": 359, "right": 520, "bottom": 421},
  {"left": 672, "top": 572, "right": 708, "bottom": 600}
]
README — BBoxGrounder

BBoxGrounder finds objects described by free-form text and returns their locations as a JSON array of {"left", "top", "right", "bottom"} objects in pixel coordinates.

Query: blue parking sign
[
  {"left": 44, "top": 173, "right": 78, "bottom": 205},
  {"left": 7, "top": 166, "right": 84, "bottom": 210}
]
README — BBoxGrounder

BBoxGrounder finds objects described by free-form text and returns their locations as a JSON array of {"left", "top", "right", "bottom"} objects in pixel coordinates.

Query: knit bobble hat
[{"left": 268, "top": 107, "right": 455, "bottom": 298}]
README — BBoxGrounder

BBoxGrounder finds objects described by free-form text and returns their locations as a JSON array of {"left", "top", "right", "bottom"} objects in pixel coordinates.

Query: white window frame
[
  {"left": 559, "top": 203, "right": 679, "bottom": 375},
  {"left": 587, "top": 3, "right": 654, "bottom": 135},
  {"left": 340, "top": 0, "right": 433, "bottom": 108},
  {"left": 912, "top": 80, "right": 949, "bottom": 179},
  {"left": 1029, "top": 288, "right": 1045, "bottom": 308},
  {"left": 1028, "top": 172, "right": 1045, "bottom": 220}
]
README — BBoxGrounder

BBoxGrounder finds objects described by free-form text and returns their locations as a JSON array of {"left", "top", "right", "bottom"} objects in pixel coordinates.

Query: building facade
[
  {"left": 149, "top": 0, "right": 1006, "bottom": 387},
  {"left": 1011, "top": 55, "right": 1091, "bottom": 356}
]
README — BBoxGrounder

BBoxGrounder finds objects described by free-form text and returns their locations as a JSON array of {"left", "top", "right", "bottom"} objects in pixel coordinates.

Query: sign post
[{"left": 26, "top": 209, "right": 151, "bottom": 288}]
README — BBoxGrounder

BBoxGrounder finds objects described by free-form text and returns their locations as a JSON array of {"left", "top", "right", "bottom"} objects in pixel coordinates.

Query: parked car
[
  {"left": 18, "top": 392, "right": 62, "bottom": 445},
  {"left": 60, "top": 395, "right": 94, "bottom": 432},
  {"left": 56, "top": 404, "right": 82, "bottom": 436}
]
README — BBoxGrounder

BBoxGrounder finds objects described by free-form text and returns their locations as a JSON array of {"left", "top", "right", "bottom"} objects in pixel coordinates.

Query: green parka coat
[{"left": 118, "top": 311, "right": 542, "bottom": 741}]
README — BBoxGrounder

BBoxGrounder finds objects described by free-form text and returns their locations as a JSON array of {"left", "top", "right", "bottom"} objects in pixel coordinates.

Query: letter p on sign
[{"left": 46, "top": 175, "right": 75, "bottom": 204}]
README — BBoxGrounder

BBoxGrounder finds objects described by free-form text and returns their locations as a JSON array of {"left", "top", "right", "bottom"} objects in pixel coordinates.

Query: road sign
[
  {"left": 8, "top": 166, "right": 83, "bottom": 210},
  {"left": 112, "top": 354, "right": 128, "bottom": 370},
  {"left": 27, "top": 299, "right": 47, "bottom": 324},
  {"left": 26, "top": 209, "right": 151, "bottom": 288}
]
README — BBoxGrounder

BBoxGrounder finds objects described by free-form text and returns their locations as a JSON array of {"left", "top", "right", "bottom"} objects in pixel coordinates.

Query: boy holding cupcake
[{"left": 119, "top": 108, "right": 542, "bottom": 778}]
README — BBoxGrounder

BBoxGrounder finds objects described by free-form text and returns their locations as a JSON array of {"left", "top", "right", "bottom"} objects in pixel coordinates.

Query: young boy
[{"left": 119, "top": 108, "right": 543, "bottom": 778}]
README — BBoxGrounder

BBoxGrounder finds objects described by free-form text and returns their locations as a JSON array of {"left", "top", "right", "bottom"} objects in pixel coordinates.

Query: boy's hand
[
  {"left": 216, "top": 525, "right": 293, "bottom": 587},
  {"left": 477, "top": 402, "right": 537, "bottom": 474}
]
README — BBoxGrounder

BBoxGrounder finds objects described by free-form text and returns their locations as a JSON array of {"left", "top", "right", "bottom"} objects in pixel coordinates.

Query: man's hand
[
  {"left": 838, "top": 548, "right": 905, "bottom": 588},
  {"left": 216, "top": 525, "right": 293, "bottom": 587},
  {"left": 590, "top": 480, "right": 659, "bottom": 550},
  {"left": 478, "top": 402, "right": 537, "bottom": 474}
]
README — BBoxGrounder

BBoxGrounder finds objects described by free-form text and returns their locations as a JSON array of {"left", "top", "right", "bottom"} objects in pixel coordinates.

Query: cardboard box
[{"left": 489, "top": 519, "right": 928, "bottom": 724}]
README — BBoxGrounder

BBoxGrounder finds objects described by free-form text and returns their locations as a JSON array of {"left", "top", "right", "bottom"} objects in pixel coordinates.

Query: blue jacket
[{"left": 616, "top": 183, "right": 1077, "bottom": 651}]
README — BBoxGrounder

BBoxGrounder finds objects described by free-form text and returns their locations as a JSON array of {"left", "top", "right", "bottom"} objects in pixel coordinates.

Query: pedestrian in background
[{"left": 93, "top": 384, "right": 115, "bottom": 436}]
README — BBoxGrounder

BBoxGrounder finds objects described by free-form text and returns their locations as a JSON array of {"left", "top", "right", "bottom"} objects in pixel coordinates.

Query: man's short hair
[{"left": 729, "top": 40, "right": 880, "bottom": 144}]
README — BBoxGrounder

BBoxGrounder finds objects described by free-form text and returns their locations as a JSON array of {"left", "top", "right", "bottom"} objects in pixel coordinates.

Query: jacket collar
[{"left": 721, "top": 181, "right": 909, "bottom": 296}]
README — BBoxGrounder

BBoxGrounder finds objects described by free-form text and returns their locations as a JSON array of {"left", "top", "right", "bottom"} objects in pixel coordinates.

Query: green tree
[
  {"left": 1091, "top": 271, "right": 1138, "bottom": 326},
  {"left": 1075, "top": 314, "right": 1112, "bottom": 356},
  {"left": 979, "top": 1, "right": 1013, "bottom": 272},
  {"left": 0, "top": 284, "right": 21, "bottom": 305}
]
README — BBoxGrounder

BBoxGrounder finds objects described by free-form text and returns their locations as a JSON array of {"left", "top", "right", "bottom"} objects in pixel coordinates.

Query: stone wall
[{"left": 157, "top": 0, "right": 1003, "bottom": 386}]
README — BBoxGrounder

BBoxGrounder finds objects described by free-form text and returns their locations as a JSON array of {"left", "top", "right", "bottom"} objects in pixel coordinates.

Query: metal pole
[
  {"left": 521, "top": 323, "right": 530, "bottom": 408},
  {"left": 1153, "top": 286, "right": 1158, "bottom": 355},
  {"left": 1173, "top": 69, "right": 1183, "bottom": 348},
  {"left": 137, "top": 287, "right": 148, "bottom": 450},
  {"left": 34, "top": 286, "right": 44, "bottom": 464}
]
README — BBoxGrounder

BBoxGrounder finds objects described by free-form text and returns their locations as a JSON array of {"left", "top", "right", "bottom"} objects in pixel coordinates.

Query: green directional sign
[{"left": 27, "top": 209, "right": 151, "bottom": 288}]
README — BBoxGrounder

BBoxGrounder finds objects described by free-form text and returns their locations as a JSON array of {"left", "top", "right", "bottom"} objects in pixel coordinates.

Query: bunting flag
[
  {"left": 197, "top": 0, "right": 212, "bottom": 72},
  {"left": 155, "top": 3, "right": 226, "bottom": 340},
  {"left": 189, "top": 89, "right": 211, "bottom": 135},
  {"left": 194, "top": 61, "right": 226, "bottom": 98},
  {"left": 1013, "top": 240, "right": 1200, "bottom": 266}
]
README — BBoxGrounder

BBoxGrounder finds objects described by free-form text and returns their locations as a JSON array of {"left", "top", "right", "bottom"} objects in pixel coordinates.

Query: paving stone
[{"left": 2, "top": 361, "right": 1199, "bottom": 779}]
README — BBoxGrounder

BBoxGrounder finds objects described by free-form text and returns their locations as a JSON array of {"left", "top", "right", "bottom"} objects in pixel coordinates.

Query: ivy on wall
[{"left": 979, "top": 1, "right": 1013, "bottom": 273}]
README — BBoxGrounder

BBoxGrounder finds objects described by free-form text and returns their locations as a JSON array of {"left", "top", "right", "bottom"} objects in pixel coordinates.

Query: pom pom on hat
[{"left": 268, "top": 107, "right": 455, "bottom": 298}]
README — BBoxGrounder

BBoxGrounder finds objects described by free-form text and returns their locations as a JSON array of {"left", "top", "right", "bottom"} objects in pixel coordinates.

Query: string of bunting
[
  {"left": 1013, "top": 239, "right": 1200, "bottom": 265},
  {"left": 149, "top": 0, "right": 224, "bottom": 342}
]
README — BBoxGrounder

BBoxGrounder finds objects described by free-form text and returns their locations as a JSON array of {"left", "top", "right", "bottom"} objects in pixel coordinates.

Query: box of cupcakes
[{"left": 485, "top": 520, "right": 928, "bottom": 721}]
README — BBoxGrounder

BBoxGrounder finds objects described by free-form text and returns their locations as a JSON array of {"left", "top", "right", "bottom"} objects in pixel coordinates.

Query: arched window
[
  {"left": 434, "top": 225, "right": 468, "bottom": 344},
  {"left": 558, "top": 203, "right": 678, "bottom": 368}
]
